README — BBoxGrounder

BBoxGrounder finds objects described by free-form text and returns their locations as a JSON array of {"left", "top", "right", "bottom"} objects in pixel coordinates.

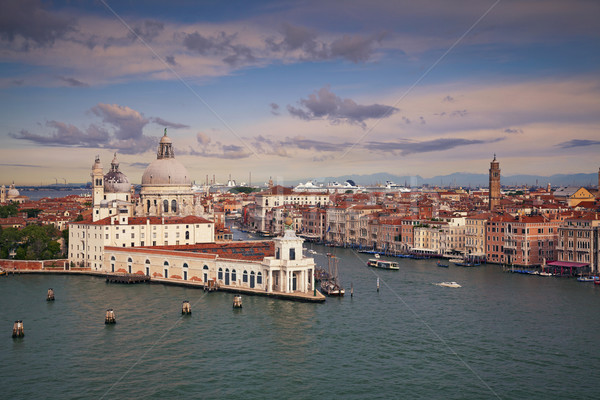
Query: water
[
  {"left": 2, "top": 244, "right": 600, "bottom": 399},
  {"left": 21, "top": 188, "right": 91, "bottom": 201}
]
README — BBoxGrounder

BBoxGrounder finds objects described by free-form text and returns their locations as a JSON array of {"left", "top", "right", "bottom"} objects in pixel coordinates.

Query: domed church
[
  {"left": 139, "top": 128, "right": 197, "bottom": 217},
  {"left": 91, "top": 153, "right": 135, "bottom": 221}
]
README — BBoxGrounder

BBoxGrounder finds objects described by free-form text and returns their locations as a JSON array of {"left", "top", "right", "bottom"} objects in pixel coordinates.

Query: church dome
[
  {"left": 7, "top": 184, "right": 19, "bottom": 198},
  {"left": 141, "top": 128, "right": 191, "bottom": 187},
  {"left": 104, "top": 153, "right": 130, "bottom": 193},
  {"left": 142, "top": 158, "right": 190, "bottom": 186}
]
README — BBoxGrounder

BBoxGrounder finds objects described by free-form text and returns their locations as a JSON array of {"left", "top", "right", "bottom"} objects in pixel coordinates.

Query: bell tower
[
  {"left": 489, "top": 154, "right": 501, "bottom": 211},
  {"left": 91, "top": 155, "right": 104, "bottom": 213}
]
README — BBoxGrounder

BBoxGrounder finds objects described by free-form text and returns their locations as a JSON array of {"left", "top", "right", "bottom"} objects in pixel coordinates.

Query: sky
[{"left": 0, "top": 0, "right": 599, "bottom": 186}]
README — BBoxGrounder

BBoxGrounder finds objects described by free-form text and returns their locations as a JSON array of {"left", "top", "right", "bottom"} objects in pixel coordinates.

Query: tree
[{"left": 0, "top": 203, "right": 19, "bottom": 218}]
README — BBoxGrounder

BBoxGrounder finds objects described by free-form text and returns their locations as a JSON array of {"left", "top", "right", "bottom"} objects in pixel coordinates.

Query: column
[
  {"left": 310, "top": 268, "right": 314, "bottom": 292},
  {"left": 268, "top": 269, "right": 273, "bottom": 293}
]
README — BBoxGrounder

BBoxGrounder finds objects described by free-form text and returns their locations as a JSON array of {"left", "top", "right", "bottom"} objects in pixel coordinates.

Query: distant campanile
[{"left": 489, "top": 154, "right": 501, "bottom": 211}]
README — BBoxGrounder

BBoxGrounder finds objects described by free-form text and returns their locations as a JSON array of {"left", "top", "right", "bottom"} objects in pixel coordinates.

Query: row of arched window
[
  {"left": 112, "top": 256, "right": 263, "bottom": 285},
  {"left": 146, "top": 199, "right": 178, "bottom": 213}
]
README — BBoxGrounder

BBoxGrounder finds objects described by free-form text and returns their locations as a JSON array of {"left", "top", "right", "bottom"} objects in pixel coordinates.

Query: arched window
[
  {"left": 147, "top": 200, "right": 151, "bottom": 212},
  {"left": 203, "top": 265, "right": 209, "bottom": 270},
  {"left": 243, "top": 270, "right": 248, "bottom": 283},
  {"left": 163, "top": 200, "right": 169, "bottom": 213},
  {"left": 218, "top": 267, "right": 223, "bottom": 280},
  {"left": 127, "top": 257, "right": 133, "bottom": 263},
  {"left": 231, "top": 269, "right": 237, "bottom": 281},
  {"left": 164, "top": 261, "right": 169, "bottom": 267},
  {"left": 145, "top": 259, "right": 150, "bottom": 264},
  {"left": 111, "top": 256, "right": 116, "bottom": 261},
  {"left": 185, "top": 231, "right": 190, "bottom": 240},
  {"left": 183, "top": 263, "right": 189, "bottom": 269},
  {"left": 257, "top": 271, "right": 262, "bottom": 284},
  {"left": 171, "top": 200, "right": 177, "bottom": 213}
]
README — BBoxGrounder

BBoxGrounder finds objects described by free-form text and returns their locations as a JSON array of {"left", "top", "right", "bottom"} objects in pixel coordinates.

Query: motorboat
[
  {"left": 436, "top": 281, "right": 461, "bottom": 288},
  {"left": 436, "top": 261, "right": 449, "bottom": 268},
  {"left": 577, "top": 276, "right": 599, "bottom": 282}
]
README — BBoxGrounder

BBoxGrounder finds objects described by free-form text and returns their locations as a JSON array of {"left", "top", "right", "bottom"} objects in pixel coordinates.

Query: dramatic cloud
[
  {"left": 152, "top": 117, "right": 189, "bottom": 129},
  {"left": 11, "top": 104, "right": 187, "bottom": 154},
  {"left": 11, "top": 120, "right": 109, "bottom": 147},
  {"left": 329, "top": 33, "right": 386, "bottom": 63},
  {"left": 287, "top": 86, "right": 398, "bottom": 128},
  {"left": 557, "top": 139, "right": 600, "bottom": 149},
  {"left": 0, "top": 0, "right": 75, "bottom": 48},
  {"left": 58, "top": 76, "right": 88, "bottom": 87}
]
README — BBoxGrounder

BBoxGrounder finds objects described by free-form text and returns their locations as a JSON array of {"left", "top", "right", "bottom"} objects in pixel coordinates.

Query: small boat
[
  {"left": 452, "top": 258, "right": 480, "bottom": 267},
  {"left": 0, "top": 267, "right": 6, "bottom": 276},
  {"left": 595, "top": 280, "right": 600, "bottom": 286},
  {"left": 539, "top": 272, "right": 553, "bottom": 277},
  {"left": 436, "top": 281, "right": 461, "bottom": 288},
  {"left": 436, "top": 261, "right": 449, "bottom": 268},
  {"left": 577, "top": 276, "right": 599, "bottom": 282},
  {"left": 367, "top": 259, "right": 399, "bottom": 270}
]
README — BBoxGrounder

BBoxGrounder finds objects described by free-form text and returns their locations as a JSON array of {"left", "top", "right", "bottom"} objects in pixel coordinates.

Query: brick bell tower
[{"left": 489, "top": 154, "right": 501, "bottom": 211}]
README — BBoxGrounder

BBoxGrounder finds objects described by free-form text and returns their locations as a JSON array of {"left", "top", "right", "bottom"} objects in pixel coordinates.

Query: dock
[{"left": 106, "top": 273, "right": 150, "bottom": 284}]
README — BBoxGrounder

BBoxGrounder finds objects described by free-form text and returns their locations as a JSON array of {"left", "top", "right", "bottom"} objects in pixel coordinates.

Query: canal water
[{"left": 2, "top": 240, "right": 599, "bottom": 399}]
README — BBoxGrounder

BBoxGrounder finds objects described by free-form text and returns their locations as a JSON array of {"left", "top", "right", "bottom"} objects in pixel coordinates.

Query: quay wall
[{"left": 0, "top": 259, "right": 68, "bottom": 271}]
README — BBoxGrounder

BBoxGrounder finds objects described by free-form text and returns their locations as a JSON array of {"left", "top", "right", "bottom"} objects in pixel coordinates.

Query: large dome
[
  {"left": 142, "top": 158, "right": 191, "bottom": 186},
  {"left": 7, "top": 184, "right": 19, "bottom": 197},
  {"left": 141, "top": 128, "right": 191, "bottom": 187}
]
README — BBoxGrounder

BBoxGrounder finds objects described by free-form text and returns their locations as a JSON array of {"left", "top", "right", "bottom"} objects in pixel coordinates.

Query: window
[
  {"left": 171, "top": 200, "right": 177, "bottom": 213},
  {"left": 218, "top": 268, "right": 223, "bottom": 280},
  {"left": 163, "top": 200, "right": 169, "bottom": 213},
  {"left": 243, "top": 270, "right": 248, "bottom": 283},
  {"left": 232, "top": 269, "right": 237, "bottom": 281},
  {"left": 257, "top": 272, "right": 262, "bottom": 284},
  {"left": 290, "top": 248, "right": 296, "bottom": 260}
]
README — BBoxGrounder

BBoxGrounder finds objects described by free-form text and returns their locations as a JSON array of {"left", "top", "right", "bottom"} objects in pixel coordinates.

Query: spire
[
  {"left": 164, "top": 127, "right": 167, "bottom": 137},
  {"left": 493, "top": 153, "right": 496, "bottom": 161},
  {"left": 157, "top": 128, "right": 174, "bottom": 159}
]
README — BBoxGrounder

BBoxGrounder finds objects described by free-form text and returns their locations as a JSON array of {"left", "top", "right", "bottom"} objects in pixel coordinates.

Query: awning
[{"left": 547, "top": 261, "right": 588, "bottom": 268}]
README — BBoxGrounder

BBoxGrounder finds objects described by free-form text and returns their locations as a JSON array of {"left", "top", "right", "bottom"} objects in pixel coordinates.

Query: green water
[{"left": 2, "top": 245, "right": 599, "bottom": 399}]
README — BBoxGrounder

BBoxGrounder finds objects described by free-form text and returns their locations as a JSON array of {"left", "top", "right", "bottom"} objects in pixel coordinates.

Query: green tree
[{"left": 0, "top": 203, "right": 19, "bottom": 218}]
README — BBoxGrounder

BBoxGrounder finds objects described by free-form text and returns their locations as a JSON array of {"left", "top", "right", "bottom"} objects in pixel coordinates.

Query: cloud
[
  {"left": 503, "top": 127, "right": 523, "bottom": 134},
  {"left": 269, "top": 103, "right": 280, "bottom": 116},
  {"left": 267, "top": 23, "right": 384, "bottom": 63},
  {"left": 128, "top": 20, "right": 164, "bottom": 42},
  {"left": 11, "top": 120, "right": 109, "bottom": 147},
  {"left": 443, "top": 95, "right": 455, "bottom": 102},
  {"left": 196, "top": 132, "right": 212, "bottom": 146},
  {"left": 182, "top": 31, "right": 255, "bottom": 66},
  {"left": 188, "top": 142, "right": 251, "bottom": 159},
  {"left": 58, "top": 76, "right": 88, "bottom": 87},
  {"left": 365, "top": 137, "right": 504, "bottom": 155},
  {"left": 329, "top": 33, "right": 386, "bottom": 63},
  {"left": 165, "top": 55, "right": 177, "bottom": 66},
  {"left": 450, "top": 109, "right": 467, "bottom": 117},
  {"left": 556, "top": 139, "right": 600, "bottom": 149},
  {"left": 0, "top": 163, "right": 42, "bottom": 168},
  {"left": 9, "top": 103, "right": 188, "bottom": 154},
  {"left": 287, "top": 86, "right": 398, "bottom": 128},
  {"left": 0, "top": 0, "right": 75, "bottom": 48},
  {"left": 152, "top": 117, "right": 189, "bottom": 129}
]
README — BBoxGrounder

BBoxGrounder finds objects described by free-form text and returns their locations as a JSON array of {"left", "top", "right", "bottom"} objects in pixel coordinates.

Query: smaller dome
[
  {"left": 160, "top": 135, "right": 172, "bottom": 145},
  {"left": 104, "top": 153, "right": 130, "bottom": 193},
  {"left": 284, "top": 216, "right": 293, "bottom": 226},
  {"left": 7, "top": 184, "right": 19, "bottom": 197},
  {"left": 92, "top": 155, "right": 103, "bottom": 172}
]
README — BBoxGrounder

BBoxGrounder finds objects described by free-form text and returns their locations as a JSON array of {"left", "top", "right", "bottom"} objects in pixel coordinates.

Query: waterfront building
[
  {"left": 249, "top": 186, "right": 329, "bottom": 233},
  {"left": 300, "top": 207, "right": 326, "bottom": 242},
  {"left": 0, "top": 183, "right": 28, "bottom": 204},
  {"left": 556, "top": 212, "right": 600, "bottom": 272},
  {"left": 486, "top": 214, "right": 513, "bottom": 264},
  {"left": 326, "top": 204, "right": 350, "bottom": 245},
  {"left": 465, "top": 213, "right": 491, "bottom": 259},
  {"left": 104, "top": 221, "right": 317, "bottom": 297},
  {"left": 439, "top": 217, "right": 466, "bottom": 258},
  {"left": 503, "top": 215, "right": 561, "bottom": 267},
  {"left": 377, "top": 217, "right": 404, "bottom": 254},
  {"left": 413, "top": 220, "right": 445, "bottom": 256},
  {"left": 489, "top": 154, "right": 501, "bottom": 211},
  {"left": 69, "top": 215, "right": 214, "bottom": 270}
]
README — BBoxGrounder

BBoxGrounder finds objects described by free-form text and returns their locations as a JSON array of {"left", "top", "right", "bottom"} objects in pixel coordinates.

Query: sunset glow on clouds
[{"left": 0, "top": 0, "right": 598, "bottom": 185}]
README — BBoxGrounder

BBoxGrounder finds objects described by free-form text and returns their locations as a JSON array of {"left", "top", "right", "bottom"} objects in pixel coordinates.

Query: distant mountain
[{"left": 285, "top": 172, "right": 598, "bottom": 188}]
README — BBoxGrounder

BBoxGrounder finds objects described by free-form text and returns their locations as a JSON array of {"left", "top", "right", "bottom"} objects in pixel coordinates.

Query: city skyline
[{"left": 1, "top": 0, "right": 599, "bottom": 185}]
